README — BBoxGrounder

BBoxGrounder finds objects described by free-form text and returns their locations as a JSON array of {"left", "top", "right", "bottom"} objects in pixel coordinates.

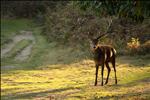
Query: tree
[{"left": 76, "top": 1, "right": 150, "bottom": 23}]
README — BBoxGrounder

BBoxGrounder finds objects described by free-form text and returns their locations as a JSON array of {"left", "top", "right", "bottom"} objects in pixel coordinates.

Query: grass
[
  {"left": 1, "top": 57, "right": 150, "bottom": 100},
  {"left": 1, "top": 39, "right": 32, "bottom": 68},
  {"left": 6, "top": 39, "right": 32, "bottom": 58},
  {"left": 1, "top": 27, "right": 88, "bottom": 68},
  {"left": 1, "top": 19, "right": 150, "bottom": 100},
  {"left": 1, "top": 18, "right": 33, "bottom": 45}
]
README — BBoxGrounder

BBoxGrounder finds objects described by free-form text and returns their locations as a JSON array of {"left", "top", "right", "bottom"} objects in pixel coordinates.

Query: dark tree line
[
  {"left": 76, "top": 0, "right": 150, "bottom": 23},
  {"left": 1, "top": 1, "right": 149, "bottom": 22},
  {"left": 1, "top": 1, "right": 67, "bottom": 18}
]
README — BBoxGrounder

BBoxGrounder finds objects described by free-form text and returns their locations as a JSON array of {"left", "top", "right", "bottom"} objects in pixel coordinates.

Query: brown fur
[{"left": 90, "top": 42, "right": 117, "bottom": 86}]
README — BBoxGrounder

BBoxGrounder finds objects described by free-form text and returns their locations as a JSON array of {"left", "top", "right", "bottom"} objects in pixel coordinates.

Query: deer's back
[{"left": 93, "top": 45, "right": 116, "bottom": 65}]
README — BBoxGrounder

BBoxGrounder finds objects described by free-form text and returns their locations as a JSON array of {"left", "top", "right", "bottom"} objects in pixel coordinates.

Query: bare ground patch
[{"left": 1, "top": 31, "right": 35, "bottom": 69}]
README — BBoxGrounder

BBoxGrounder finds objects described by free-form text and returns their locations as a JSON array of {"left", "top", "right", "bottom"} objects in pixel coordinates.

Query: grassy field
[
  {"left": 1, "top": 56, "right": 150, "bottom": 100},
  {"left": 1, "top": 18, "right": 33, "bottom": 45},
  {"left": 1, "top": 19, "right": 150, "bottom": 100}
]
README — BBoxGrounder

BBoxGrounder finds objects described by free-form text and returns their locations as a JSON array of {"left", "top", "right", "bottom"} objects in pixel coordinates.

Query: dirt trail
[
  {"left": 15, "top": 31, "right": 35, "bottom": 61},
  {"left": 1, "top": 30, "right": 35, "bottom": 61}
]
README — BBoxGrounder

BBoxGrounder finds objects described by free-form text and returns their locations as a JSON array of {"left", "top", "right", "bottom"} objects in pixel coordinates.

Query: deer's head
[
  {"left": 89, "top": 33, "right": 106, "bottom": 50},
  {"left": 89, "top": 38, "right": 98, "bottom": 49},
  {"left": 89, "top": 38, "right": 99, "bottom": 49},
  {"left": 89, "top": 17, "right": 113, "bottom": 50}
]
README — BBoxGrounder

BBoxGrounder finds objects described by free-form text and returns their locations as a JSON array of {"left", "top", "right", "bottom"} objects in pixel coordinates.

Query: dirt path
[
  {"left": 15, "top": 31, "right": 35, "bottom": 61},
  {"left": 1, "top": 30, "right": 35, "bottom": 61}
]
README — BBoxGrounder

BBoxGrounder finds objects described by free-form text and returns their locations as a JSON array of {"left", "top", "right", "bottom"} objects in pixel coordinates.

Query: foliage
[
  {"left": 127, "top": 37, "right": 140, "bottom": 49},
  {"left": 1, "top": 1, "right": 67, "bottom": 18},
  {"left": 43, "top": 1, "right": 150, "bottom": 55},
  {"left": 44, "top": 3, "right": 114, "bottom": 45},
  {"left": 2, "top": 1, "right": 150, "bottom": 55},
  {"left": 127, "top": 38, "right": 150, "bottom": 55},
  {"left": 76, "top": 1, "right": 150, "bottom": 23},
  {"left": 138, "top": 40, "right": 150, "bottom": 55}
]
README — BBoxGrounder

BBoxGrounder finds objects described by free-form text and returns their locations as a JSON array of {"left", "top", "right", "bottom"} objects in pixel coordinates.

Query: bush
[
  {"left": 127, "top": 38, "right": 150, "bottom": 55},
  {"left": 43, "top": 2, "right": 115, "bottom": 45},
  {"left": 127, "top": 37, "right": 140, "bottom": 48},
  {"left": 42, "top": 1, "right": 150, "bottom": 56},
  {"left": 138, "top": 40, "right": 150, "bottom": 55}
]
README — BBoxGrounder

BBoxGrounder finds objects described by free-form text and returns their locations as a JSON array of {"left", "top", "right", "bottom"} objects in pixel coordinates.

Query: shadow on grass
[
  {"left": 90, "top": 77, "right": 150, "bottom": 100},
  {"left": 1, "top": 77, "right": 150, "bottom": 100},
  {"left": 1, "top": 87, "right": 78, "bottom": 100},
  {"left": 92, "top": 91, "right": 149, "bottom": 100},
  {"left": 109, "top": 77, "right": 150, "bottom": 89}
]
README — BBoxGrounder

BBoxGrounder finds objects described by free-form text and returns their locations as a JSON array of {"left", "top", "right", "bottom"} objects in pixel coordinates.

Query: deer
[{"left": 89, "top": 18, "right": 117, "bottom": 86}]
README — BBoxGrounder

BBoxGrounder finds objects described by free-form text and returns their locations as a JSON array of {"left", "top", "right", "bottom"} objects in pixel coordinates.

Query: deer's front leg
[
  {"left": 95, "top": 64, "right": 99, "bottom": 86},
  {"left": 101, "top": 64, "right": 104, "bottom": 86}
]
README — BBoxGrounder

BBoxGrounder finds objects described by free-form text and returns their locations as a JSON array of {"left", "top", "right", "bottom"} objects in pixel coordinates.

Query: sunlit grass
[{"left": 1, "top": 57, "right": 150, "bottom": 100}]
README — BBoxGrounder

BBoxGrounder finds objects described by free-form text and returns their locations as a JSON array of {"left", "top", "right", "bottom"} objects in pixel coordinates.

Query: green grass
[
  {"left": 6, "top": 39, "right": 32, "bottom": 58},
  {"left": 1, "top": 27, "right": 88, "bottom": 68},
  {"left": 1, "top": 18, "right": 33, "bottom": 45}
]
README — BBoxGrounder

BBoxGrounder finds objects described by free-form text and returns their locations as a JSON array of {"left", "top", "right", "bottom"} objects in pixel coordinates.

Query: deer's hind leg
[
  {"left": 105, "top": 62, "right": 111, "bottom": 85},
  {"left": 95, "top": 64, "right": 99, "bottom": 86},
  {"left": 112, "top": 57, "right": 117, "bottom": 84},
  {"left": 101, "top": 64, "right": 104, "bottom": 86}
]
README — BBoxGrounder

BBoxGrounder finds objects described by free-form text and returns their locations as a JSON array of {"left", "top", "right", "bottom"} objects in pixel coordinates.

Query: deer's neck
[{"left": 93, "top": 46, "right": 104, "bottom": 57}]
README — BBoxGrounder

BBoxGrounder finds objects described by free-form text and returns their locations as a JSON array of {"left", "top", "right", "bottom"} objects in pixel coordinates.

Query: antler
[
  {"left": 96, "top": 32, "right": 106, "bottom": 40},
  {"left": 105, "top": 18, "right": 113, "bottom": 33},
  {"left": 96, "top": 17, "right": 113, "bottom": 40}
]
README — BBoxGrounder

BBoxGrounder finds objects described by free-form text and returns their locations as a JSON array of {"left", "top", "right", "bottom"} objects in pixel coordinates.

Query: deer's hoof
[
  {"left": 94, "top": 82, "right": 98, "bottom": 86},
  {"left": 115, "top": 80, "right": 118, "bottom": 84}
]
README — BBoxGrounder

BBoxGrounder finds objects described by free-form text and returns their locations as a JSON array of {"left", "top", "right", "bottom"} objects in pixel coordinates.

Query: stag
[{"left": 89, "top": 18, "right": 117, "bottom": 86}]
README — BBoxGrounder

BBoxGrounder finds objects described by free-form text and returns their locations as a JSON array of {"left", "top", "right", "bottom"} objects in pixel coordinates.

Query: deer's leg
[
  {"left": 112, "top": 57, "right": 117, "bottom": 84},
  {"left": 95, "top": 64, "right": 99, "bottom": 86},
  {"left": 105, "top": 62, "right": 111, "bottom": 85},
  {"left": 101, "top": 64, "right": 104, "bottom": 86}
]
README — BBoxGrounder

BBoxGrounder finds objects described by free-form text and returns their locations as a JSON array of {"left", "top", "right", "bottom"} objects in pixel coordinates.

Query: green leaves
[{"left": 76, "top": 1, "right": 150, "bottom": 23}]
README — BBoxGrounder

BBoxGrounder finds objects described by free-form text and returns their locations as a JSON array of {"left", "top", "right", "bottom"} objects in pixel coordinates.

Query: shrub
[
  {"left": 42, "top": 1, "right": 150, "bottom": 56},
  {"left": 127, "top": 38, "right": 140, "bottom": 49},
  {"left": 127, "top": 37, "right": 140, "bottom": 55},
  {"left": 138, "top": 40, "right": 150, "bottom": 55},
  {"left": 127, "top": 38, "right": 150, "bottom": 55}
]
